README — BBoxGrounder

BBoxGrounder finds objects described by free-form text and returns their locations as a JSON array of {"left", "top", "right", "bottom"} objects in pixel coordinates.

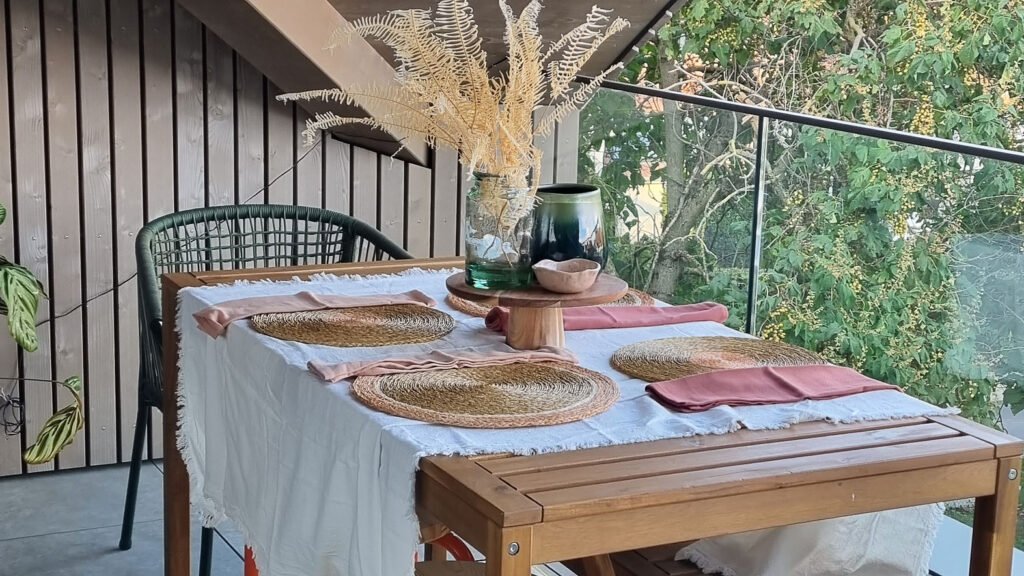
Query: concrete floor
[
  {"left": 0, "top": 461, "right": 242, "bottom": 576},
  {"left": 1, "top": 457, "right": 1022, "bottom": 576}
]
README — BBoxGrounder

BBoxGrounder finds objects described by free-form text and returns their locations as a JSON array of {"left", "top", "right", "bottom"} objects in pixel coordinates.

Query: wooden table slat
[
  {"left": 529, "top": 460, "right": 998, "bottom": 563},
  {"left": 478, "top": 418, "right": 930, "bottom": 477},
  {"left": 502, "top": 422, "right": 959, "bottom": 494},
  {"left": 530, "top": 435, "right": 994, "bottom": 520},
  {"left": 928, "top": 415, "right": 1024, "bottom": 458},
  {"left": 420, "top": 458, "right": 542, "bottom": 527}
]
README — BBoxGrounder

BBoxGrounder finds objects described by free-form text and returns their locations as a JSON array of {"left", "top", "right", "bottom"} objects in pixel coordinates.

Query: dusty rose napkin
[
  {"left": 484, "top": 302, "right": 728, "bottom": 333},
  {"left": 307, "top": 344, "right": 578, "bottom": 382},
  {"left": 194, "top": 290, "right": 436, "bottom": 338},
  {"left": 646, "top": 364, "right": 900, "bottom": 412}
]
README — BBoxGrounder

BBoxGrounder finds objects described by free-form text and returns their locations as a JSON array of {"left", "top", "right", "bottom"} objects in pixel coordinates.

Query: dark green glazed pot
[{"left": 530, "top": 183, "right": 606, "bottom": 267}]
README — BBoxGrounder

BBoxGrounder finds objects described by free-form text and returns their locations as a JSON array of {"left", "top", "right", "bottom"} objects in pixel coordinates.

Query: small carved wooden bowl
[{"left": 532, "top": 259, "right": 601, "bottom": 294}]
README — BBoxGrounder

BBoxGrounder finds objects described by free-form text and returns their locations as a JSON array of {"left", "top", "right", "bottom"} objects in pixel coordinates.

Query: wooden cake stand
[{"left": 446, "top": 271, "right": 629, "bottom": 350}]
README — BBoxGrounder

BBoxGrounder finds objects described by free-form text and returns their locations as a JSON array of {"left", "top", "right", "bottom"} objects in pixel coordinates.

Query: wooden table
[{"left": 162, "top": 258, "right": 1023, "bottom": 576}]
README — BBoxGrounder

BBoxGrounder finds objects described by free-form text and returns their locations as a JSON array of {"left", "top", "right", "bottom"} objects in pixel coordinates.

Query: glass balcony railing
[
  {"left": 579, "top": 78, "right": 1024, "bottom": 427},
  {"left": 579, "top": 77, "right": 1024, "bottom": 545}
]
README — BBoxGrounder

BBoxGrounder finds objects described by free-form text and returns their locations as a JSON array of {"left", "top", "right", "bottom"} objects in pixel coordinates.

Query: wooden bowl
[{"left": 532, "top": 259, "right": 601, "bottom": 293}]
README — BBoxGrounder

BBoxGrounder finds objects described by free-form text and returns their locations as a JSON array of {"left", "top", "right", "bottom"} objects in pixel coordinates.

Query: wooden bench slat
[
  {"left": 503, "top": 423, "right": 958, "bottom": 493},
  {"left": 635, "top": 544, "right": 690, "bottom": 562},
  {"left": 530, "top": 435, "right": 993, "bottom": 520},
  {"left": 479, "top": 418, "right": 928, "bottom": 477},
  {"left": 609, "top": 551, "right": 671, "bottom": 576}
]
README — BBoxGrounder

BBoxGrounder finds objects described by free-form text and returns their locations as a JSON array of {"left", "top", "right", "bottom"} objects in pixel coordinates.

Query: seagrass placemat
[
  {"left": 352, "top": 362, "right": 618, "bottom": 428},
  {"left": 249, "top": 304, "right": 455, "bottom": 347},
  {"left": 611, "top": 336, "right": 826, "bottom": 382},
  {"left": 446, "top": 288, "right": 656, "bottom": 318}
]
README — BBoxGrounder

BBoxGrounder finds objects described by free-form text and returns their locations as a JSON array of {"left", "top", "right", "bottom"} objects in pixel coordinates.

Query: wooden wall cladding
[{"left": 0, "top": 0, "right": 578, "bottom": 475}]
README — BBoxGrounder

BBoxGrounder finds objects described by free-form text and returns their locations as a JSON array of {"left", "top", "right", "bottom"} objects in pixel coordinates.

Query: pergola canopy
[{"left": 179, "top": 0, "right": 680, "bottom": 165}]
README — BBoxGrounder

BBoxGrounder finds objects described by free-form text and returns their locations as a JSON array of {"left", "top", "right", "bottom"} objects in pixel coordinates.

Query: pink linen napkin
[
  {"left": 307, "top": 344, "right": 578, "bottom": 382},
  {"left": 484, "top": 302, "right": 728, "bottom": 333},
  {"left": 194, "top": 290, "right": 436, "bottom": 338},
  {"left": 646, "top": 364, "right": 900, "bottom": 412}
]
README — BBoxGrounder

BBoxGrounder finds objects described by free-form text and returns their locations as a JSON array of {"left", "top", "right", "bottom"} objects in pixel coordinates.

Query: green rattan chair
[{"left": 119, "top": 204, "right": 411, "bottom": 574}]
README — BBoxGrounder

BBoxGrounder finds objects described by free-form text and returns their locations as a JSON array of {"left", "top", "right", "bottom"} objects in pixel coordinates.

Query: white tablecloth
[{"left": 175, "top": 268, "right": 954, "bottom": 576}]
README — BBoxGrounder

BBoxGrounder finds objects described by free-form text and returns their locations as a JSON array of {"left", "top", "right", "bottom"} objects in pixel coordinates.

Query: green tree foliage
[{"left": 582, "top": 0, "right": 1024, "bottom": 423}]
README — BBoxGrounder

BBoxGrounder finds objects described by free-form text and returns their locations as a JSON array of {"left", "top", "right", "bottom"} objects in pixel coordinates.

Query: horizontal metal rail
[{"left": 580, "top": 75, "right": 1024, "bottom": 166}]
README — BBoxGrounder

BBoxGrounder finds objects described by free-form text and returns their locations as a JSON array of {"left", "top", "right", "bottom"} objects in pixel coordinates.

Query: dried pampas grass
[{"left": 279, "top": 0, "right": 628, "bottom": 201}]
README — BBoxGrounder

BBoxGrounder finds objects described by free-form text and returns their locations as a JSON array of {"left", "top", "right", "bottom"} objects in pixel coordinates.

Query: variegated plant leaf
[
  {"left": 23, "top": 378, "right": 84, "bottom": 465},
  {"left": 0, "top": 201, "right": 6, "bottom": 226},
  {"left": 0, "top": 256, "right": 45, "bottom": 352}
]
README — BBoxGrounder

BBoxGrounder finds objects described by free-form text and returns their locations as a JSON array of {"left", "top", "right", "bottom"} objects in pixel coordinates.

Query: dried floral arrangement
[{"left": 279, "top": 0, "right": 628, "bottom": 220}]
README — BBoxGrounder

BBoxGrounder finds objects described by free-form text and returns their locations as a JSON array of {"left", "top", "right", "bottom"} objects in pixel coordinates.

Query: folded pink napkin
[
  {"left": 646, "top": 364, "right": 900, "bottom": 412},
  {"left": 307, "top": 344, "right": 578, "bottom": 382},
  {"left": 194, "top": 290, "right": 436, "bottom": 338},
  {"left": 484, "top": 302, "right": 728, "bottom": 333}
]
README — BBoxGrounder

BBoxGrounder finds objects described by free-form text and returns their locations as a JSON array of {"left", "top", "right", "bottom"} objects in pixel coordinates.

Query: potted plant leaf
[{"left": 0, "top": 201, "right": 84, "bottom": 465}]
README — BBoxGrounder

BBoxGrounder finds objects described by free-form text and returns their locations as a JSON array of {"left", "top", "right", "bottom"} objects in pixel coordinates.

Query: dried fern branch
[{"left": 282, "top": 0, "right": 629, "bottom": 229}]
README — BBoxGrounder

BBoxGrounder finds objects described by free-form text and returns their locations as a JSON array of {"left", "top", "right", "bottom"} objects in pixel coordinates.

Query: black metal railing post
[{"left": 745, "top": 116, "right": 769, "bottom": 335}]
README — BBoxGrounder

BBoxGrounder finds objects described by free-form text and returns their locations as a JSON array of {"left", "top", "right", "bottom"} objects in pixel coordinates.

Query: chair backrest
[{"left": 134, "top": 204, "right": 412, "bottom": 405}]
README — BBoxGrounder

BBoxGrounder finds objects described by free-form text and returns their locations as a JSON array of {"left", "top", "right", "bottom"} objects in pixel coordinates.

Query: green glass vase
[{"left": 464, "top": 173, "right": 535, "bottom": 290}]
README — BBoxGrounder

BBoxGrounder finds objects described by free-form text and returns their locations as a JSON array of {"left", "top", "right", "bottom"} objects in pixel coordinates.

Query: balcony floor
[{"left": 0, "top": 460, "right": 1019, "bottom": 576}]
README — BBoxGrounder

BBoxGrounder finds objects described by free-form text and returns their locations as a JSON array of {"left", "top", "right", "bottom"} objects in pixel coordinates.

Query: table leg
[
  {"left": 970, "top": 456, "right": 1021, "bottom": 575},
  {"left": 164, "top": 282, "right": 191, "bottom": 576},
  {"left": 486, "top": 525, "right": 533, "bottom": 576}
]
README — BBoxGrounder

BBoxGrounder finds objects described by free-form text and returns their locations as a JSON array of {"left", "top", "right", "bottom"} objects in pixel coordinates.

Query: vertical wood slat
[
  {"left": 294, "top": 111, "right": 321, "bottom": 209},
  {"left": 554, "top": 111, "right": 580, "bottom": 183},
  {"left": 10, "top": 0, "right": 55, "bottom": 473},
  {"left": 76, "top": 0, "right": 116, "bottom": 466},
  {"left": 379, "top": 153, "right": 404, "bottom": 245},
  {"left": 431, "top": 145, "right": 459, "bottom": 257},
  {"left": 234, "top": 55, "right": 263, "bottom": 205},
  {"left": 265, "top": 83, "right": 292, "bottom": 205},
  {"left": 533, "top": 106, "right": 556, "bottom": 186},
  {"left": 406, "top": 163, "right": 431, "bottom": 257},
  {"left": 204, "top": 29, "right": 233, "bottom": 208},
  {"left": 42, "top": 0, "right": 85, "bottom": 469},
  {"left": 0, "top": 0, "right": 23, "bottom": 476},
  {"left": 109, "top": 0, "right": 143, "bottom": 465},
  {"left": 174, "top": 4, "right": 203, "bottom": 210},
  {"left": 351, "top": 146, "right": 376, "bottom": 226},
  {"left": 323, "top": 137, "right": 349, "bottom": 215},
  {"left": 141, "top": 0, "right": 175, "bottom": 458}
]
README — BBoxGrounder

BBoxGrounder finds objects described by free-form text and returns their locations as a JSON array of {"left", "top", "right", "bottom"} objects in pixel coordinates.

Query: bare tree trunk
[
  {"left": 647, "top": 51, "right": 687, "bottom": 300},
  {"left": 647, "top": 49, "right": 720, "bottom": 300}
]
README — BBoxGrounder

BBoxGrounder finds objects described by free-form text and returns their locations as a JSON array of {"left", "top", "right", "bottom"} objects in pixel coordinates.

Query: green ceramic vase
[{"left": 531, "top": 183, "right": 606, "bottom": 267}]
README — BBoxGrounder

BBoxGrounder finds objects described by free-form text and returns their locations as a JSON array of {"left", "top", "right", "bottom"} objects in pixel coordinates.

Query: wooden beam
[{"left": 176, "top": 0, "right": 429, "bottom": 165}]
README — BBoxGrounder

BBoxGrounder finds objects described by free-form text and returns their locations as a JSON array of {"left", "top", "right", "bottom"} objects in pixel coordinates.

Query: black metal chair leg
[
  {"left": 119, "top": 403, "right": 150, "bottom": 551},
  {"left": 199, "top": 527, "right": 214, "bottom": 576}
]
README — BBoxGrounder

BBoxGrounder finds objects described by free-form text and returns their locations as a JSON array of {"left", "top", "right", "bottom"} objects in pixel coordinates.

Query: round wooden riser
[
  {"left": 446, "top": 271, "right": 628, "bottom": 350},
  {"left": 506, "top": 307, "right": 564, "bottom": 349}
]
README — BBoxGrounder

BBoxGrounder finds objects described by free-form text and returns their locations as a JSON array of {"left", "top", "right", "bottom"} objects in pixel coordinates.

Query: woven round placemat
[
  {"left": 352, "top": 362, "right": 619, "bottom": 428},
  {"left": 446, "top": 288, "right": 655, "bottom": 318},
  {"left": 249, "top": 304, "right": 455, "bottom": 347},
  {"left": 611, "top": 336, "right": 825, "bottom": 382}
]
